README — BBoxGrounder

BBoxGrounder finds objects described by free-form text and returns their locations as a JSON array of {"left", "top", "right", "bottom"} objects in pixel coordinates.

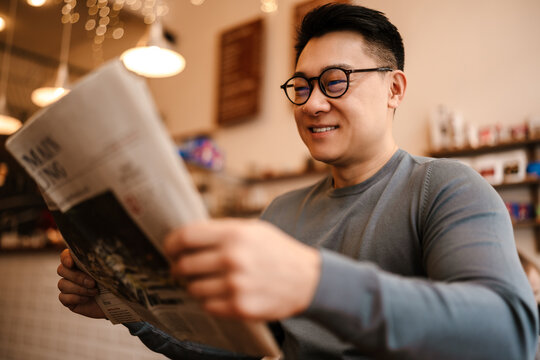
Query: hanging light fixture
[
  {"left": 0, "top": 98, "right": 21, "bottom": 135},
  {"left": 0, "top": 16, "right": 6, "bottom": 32},
  {"left": 27, "top": 0, "right": 47, "bottom": 7},
  {"left": 0, "top": 0, "right": 22, "bottom": 135},
  {"left": 31, "top": 12, "right": 73, "bottom": 107},
  {"left": 120, "top": 1, "right": 185, "bottom": 78},
  {"left": 261, "top": 0, "right": 278, "bottom": 13}
]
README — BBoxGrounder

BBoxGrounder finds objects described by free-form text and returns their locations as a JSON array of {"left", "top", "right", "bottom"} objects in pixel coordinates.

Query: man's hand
[
  {"left": 164, "top": 219, "right": 321, "bottom": 320},
  {"left": 57, "top": 248, "right": 107, "bottom": 319}
]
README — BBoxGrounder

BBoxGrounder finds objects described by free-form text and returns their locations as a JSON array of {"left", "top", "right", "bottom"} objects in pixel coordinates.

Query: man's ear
[{"left": 388, "top": 70, "right": 407, "bottom": 109}]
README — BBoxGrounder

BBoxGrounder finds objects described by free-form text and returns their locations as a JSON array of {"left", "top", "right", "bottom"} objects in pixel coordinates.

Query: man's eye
[{"left": 326, "top": 79, "right": 347, "bottom": 93}]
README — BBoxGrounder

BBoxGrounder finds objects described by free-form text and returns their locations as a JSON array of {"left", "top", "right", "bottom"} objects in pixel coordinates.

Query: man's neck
[{"left": 330, "top": 143, "right": 399, "bottom": 189}]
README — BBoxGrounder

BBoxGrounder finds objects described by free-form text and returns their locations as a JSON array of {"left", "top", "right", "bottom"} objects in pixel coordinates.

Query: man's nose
[{"left": 301, "top": 82, "right": 331, "bottom": 116}]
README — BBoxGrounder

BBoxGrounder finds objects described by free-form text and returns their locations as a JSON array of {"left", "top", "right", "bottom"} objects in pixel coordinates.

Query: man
[{"left": 57, "top": 3, "right": 538, "bottom": 359}]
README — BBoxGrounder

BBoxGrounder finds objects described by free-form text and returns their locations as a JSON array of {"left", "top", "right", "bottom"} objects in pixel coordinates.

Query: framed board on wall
[{"left": 216, "top": 18, "right": 264, "bottom": 126}]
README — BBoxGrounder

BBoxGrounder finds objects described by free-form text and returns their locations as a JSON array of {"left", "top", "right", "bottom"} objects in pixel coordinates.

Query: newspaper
[{"left": 5, "top": 59, "right": 280, "bottom": 357}]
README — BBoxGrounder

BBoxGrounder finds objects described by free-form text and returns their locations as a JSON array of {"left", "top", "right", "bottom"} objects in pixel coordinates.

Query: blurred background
[{"left": 1, "top": 0, "right": 539, "bottom": 359}]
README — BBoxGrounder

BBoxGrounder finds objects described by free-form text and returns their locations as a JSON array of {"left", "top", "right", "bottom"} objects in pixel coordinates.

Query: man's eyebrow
[
  {"left": 324, "top": 63, "right": 352, "bottom": 71},
  {"left": 292, "top": 64, "right": 353, "bottom": 78}
]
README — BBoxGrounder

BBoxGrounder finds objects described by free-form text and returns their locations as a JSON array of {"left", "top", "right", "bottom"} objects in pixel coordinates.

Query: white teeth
[{"left": 312, "top": 126, "right": 337, "bottom": 133}]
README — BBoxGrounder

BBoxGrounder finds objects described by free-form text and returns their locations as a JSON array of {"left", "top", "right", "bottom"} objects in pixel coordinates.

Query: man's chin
[{"left": 310, "top": 153, "right": 339, "bottom": 166}]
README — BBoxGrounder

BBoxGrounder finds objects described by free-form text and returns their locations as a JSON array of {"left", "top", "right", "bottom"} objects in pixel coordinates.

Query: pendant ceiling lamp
[
  {"left": 121, "top": 18, "right": 185, "bottom": 78},
  {"left": 31, "top": 19, "right": 72, "bottom": 107},
  {"left": 27, "top": 0, "right": 47, "bottom": 7},
  {"left": 0, "top": 0, "right": 22, "bottom": 135},
  {"left": 0, "top": 16, "right": 6, "bottom": 32}
]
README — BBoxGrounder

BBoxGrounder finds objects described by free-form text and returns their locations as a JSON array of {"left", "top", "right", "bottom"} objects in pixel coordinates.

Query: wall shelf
[
  {"left": 493, "top": 177, "right": 540, "bottom": 190},
  {"left": 429, "top": 137, "right": 540, "bottom": 158},
  {"left": 513, "top": 220, "right": 540, "bottom": 229}
]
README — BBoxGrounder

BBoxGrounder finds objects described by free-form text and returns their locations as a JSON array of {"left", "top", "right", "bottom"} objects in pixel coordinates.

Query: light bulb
[
  {"left": 121, "top": 46, "right": 186, "bottom": 78},
  {"left": 261, "top": 0, "right": 277, "bottom": 13},
  {"left": 0, "top": 16, "right": 6, "bottom": 32},
  {"left": 31, "top": 87, "right": 70, "bottom": 107},
  {"left": 27, "top": 0, "right": 47, "bottom": 7},
  {"left": 0, "top": 114, "right": 22, "bottom": 135}
]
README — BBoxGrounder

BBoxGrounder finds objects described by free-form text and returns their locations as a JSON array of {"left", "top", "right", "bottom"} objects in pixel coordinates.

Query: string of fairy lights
[{"left": 0, "top": 0, "right": 280, "bottom": 134}]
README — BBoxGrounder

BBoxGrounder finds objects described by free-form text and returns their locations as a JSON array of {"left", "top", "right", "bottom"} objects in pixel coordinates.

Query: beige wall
[
  {"left": 150, "top": 0, "right": 540, "bottom": 177},
  {"left": 149, "top": 0, "right": 309, "bottom": 177}
]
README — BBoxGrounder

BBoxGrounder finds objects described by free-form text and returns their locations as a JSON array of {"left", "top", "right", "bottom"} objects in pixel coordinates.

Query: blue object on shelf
[
  {"left": 178, "top": 136, "right": 224, "bottom": 171},
  {"left": 526, "top": 162, "right": 540, "bottom": 177}
]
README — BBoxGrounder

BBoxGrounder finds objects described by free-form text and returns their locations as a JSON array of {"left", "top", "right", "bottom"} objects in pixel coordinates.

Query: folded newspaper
[{"left": 5, "top": 59, "right": 280, "bottom": 357}]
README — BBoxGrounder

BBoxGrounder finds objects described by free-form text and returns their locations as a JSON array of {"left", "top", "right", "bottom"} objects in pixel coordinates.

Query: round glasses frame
[{"left": 280, "top": 67, "right": 393, "bottom": 105}]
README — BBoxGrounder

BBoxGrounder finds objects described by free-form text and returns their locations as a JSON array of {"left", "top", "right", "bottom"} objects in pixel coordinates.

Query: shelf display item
[
  {"left": 429, "top": 105, "right": 465, "bottom": 151},
  {"left": 501, "top": 150, "right": 527, "bottom": 183},
  {"left": 528, "top": 116, "right": 540, "bottom": 139},
  {"left": 178, "top": 136, "right": 224, "bottom": 171},
  {"left": 506, "top": 202, "right": 536, "bottom": 223},
  {"left": 473, "top": 154, "right": 504, "bottom": 185},
  {"left": 527, "top": 161, "right": 540, "bottom": 178}
]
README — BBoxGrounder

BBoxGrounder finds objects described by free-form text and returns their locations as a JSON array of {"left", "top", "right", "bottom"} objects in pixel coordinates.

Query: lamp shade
[
  {"left": 27, "top": 0, "right": 47, "bottom": 7},
  {"left": 121, "top": 20, "right": 185, "bottom": 78},
  {"left": 32, "top": 21, "right": 72, "bottom": 108},
  {"left": 0, "top": 113, "right": 22, "bottom": 135},
  {"left": 0, "top": 96, "right": 21, "bottom": 135},
  {"left": 31, "top": 86, "right": 70, "bottom": 107},
  {"left": 31, "top": 59, "right": 70, "bottom": 107}
]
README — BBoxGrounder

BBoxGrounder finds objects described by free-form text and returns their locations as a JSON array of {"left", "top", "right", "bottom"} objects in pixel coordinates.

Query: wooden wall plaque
[{"left": 217, "top": 18, "right": 263, "bottom": 126}]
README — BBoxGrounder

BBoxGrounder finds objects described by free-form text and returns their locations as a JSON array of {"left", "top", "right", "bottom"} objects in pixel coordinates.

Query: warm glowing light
[
  {"left": 0, "top": 16, "right": 6, "bottom": 32},
  {"left": 112, "top": 27, "right": 124, "bottom": 39},
  {"left": 121, "top": 46, "right": 185, "bottom": 78},
  {"left": 261, "top": 0, "right": 277, "bottom": 13},
  {"left": 190, "top": 0, "right": 205, "bottom": 5},
  {"left": 0, "top": 114, "right": 22, "bottom": 135},
  {"left": 31, "top": 87, "right": 70, "bottom": 107},
  {"left": 27, "top": 0, "right": 47, "bottom": 6}
]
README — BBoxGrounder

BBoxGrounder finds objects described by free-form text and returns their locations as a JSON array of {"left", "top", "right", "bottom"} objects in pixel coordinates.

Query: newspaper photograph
[{"left": 5, "top": 59, "right": 279, "bottom": 357}]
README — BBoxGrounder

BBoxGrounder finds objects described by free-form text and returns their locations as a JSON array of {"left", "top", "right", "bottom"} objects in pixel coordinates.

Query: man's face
[{"left": 293, "top": 31, "right": 396, "bottom": 166}]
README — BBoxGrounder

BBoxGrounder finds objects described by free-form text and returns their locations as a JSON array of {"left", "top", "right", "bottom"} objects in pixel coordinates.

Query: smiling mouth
[{"left": 310, "top": 126, "right": 339, "bottom": 133}]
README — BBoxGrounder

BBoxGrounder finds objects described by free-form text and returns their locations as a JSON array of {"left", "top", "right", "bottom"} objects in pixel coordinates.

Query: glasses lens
[
  {"left": 320, "top": 68, "right": 348, "bottom": 98},
  {"left": 285, "top": 77, "right": 310, "bottom": 105}
]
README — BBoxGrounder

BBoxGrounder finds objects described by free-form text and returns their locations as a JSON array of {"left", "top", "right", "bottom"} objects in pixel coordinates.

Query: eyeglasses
[{"left": 280, "top": 67, "right": 393, "bottom": 105}]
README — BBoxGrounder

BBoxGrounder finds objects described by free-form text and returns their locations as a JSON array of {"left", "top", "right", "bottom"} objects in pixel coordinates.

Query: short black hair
[{"left": 295, "top": 3, "right": 405, "bottom": 71}]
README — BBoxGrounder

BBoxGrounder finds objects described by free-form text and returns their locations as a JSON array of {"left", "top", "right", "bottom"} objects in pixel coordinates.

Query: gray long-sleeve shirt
[
  {"left": 127, "top": 149, "right": 538, "bottom": 359},
  {"left": 260, "top": 149, "right": 538, "bottom": 359}
]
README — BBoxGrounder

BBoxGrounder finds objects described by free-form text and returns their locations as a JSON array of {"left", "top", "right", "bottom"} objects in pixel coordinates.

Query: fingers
[
  {"left": 58, "top": 293, "right": 107, "bottom": 319},
  {"left": 57, "top": 248, "right": 106, "bottom": 320},
  {"left": 164, "top": 220, "right": 239, "bottom": 258},
  {"left": 58, "top": 278, "right": 99, "bottom": 297},
  {"left": 201, "top": 297, "right": 235, "bottom": 317},
  {"left": 187, "top": 275, "right": 230, "bottom": 298},
  {"left": 188, "top": 277, "right": 250, "bottom": 318},
  {"left": 201, "top": 295, "right": 257, "bottom": 319},
  {"left": 170, "top": 249, "right": 228, "bottom": 278},
  {"left": 58, "top": 292, "right": 93, "bottom": 308},
  {"left": 57, "top": 263, "right": 96, "bottom": 288},
  {"left": 60, "top": 248, "right": 74, "bottom": 268}
]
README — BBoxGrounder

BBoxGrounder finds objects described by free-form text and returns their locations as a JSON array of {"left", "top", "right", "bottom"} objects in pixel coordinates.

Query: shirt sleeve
[
  {"left": 124, "top": 322, "right": 260, "bottom": 360},
  {"left": 303, "top": 160, "right": 539, "bottom": 359}
]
